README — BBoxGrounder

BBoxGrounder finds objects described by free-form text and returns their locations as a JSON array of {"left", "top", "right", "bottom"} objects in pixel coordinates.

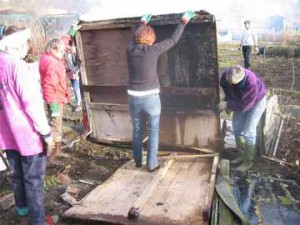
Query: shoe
[
  {"left": 19, "top": 215, "right": 29, "bottom": 225},
  {"left": 134, "top": 158, "right": 142, "bottom": 168},
  {"left": 17, "top": 207, "right": 29, "bottom": 225},
  {"left": 235, "top": 143, "right": 256, "bottom": 173},
  {"left": 147, "top": 165, "right": 160, "bottom": 172},
  {"left": 74, "top": 105, "right": 81, "bottom": 112},
  {"left": 231, "top": 155, "right": 244, "bottom": 166}
]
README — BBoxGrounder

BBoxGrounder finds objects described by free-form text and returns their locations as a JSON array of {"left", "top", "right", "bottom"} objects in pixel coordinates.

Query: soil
[{"left": 1, "top": 42, "right": 300, "bottom": 225}]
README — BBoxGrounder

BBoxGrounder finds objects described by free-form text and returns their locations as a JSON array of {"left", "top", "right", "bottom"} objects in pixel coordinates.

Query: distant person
[
  {"left": 23, "top": 38, "right": 35, "bottom": 63},
  {"left": 126, "top": 11, "right": 195, "bottom": 172},
  {"left": 217, "top": 65, "right": 267, "bottom": 172},
  {"left": 239, "top": 20, "right": 258, "bottom": 69},
  {"left": 64, "top": 37, "right": 81, "bottom": 112},
  {"left": 39, "top": 38, "right": 71, "bottom": 162},
  {"left": 0, "top": 25, "right": 54, "bottom": 225}
]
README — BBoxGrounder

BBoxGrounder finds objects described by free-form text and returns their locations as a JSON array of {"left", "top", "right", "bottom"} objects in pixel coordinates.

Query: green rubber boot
[
  {"left": 235, "top": 143, "right": 256, "bottom": 172},
  {"left": 231, "top": 136, "right": 245, "bottom": 165}
]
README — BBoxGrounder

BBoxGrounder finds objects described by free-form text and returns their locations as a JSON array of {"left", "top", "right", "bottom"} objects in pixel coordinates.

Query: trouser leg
[
  {"left": 71, "top": 79, "right": 81, "bottom": 107},
  {"left": 144, "top": 94, "right": 161, "bottom": 170},
  {"left": 242, "top": 45, "right": 252, "bottom": 69},
  {"left": 6, "top": 150, "right": 46, "bottom": 225},
  {"left": 129, "top": 96, "right": 143, "bottom": 167},
  {"left": 48, "top": 104, "right": 64, "bottom": 161},
  {"left": 6, "top": 150, "right": 27, "bottom": 210},
  {"left": 235, "top": 96, "right": 267, "bottom": 172}
]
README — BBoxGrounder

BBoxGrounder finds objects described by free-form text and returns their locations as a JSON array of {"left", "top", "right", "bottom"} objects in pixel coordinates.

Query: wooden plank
[
  {"left": 263, "top": 95, "right": 281, "bottom": 156},
  {"left": 186, "top": 146, "right": 215, "bottom": 154},
  {"left": 75, "top": 32, "right": 93, "bottom": 136},
  {"left": 128, "top": 159, "right": 174, "bottom": 219},
  {"left": 203, "top": 155, "right": 219, "bottom": 222},
  {"left": 82, "top": 85, "right": 215, "bottom": 96},
  {"left": 158, "top": 153, "right": 218, "bottom": 160},
  {"left": 89, "top": 108, "right": 220, "bottom": 150},
  {"left": 89, "top": 102, "right": 128, "bottom": 111},
  {"left": 82, "top": 85, "right": 127, "bottom": 93},
  {"left": 63, "top": 156, "right": 217, "bottom": 225},
  {"left": 271, "top": 88, "right": 300, "bottom": 98},
  {"left": 139, "top": 158, "right": 213, "bottom": 225}
]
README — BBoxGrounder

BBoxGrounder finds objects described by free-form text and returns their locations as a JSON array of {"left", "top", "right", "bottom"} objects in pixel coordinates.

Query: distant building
[
  {"left": 266, "top": 15, "right": 284, "bottom": 32},
  {"left": 218, "top": 29, "right": 233, "bottom": 42}
]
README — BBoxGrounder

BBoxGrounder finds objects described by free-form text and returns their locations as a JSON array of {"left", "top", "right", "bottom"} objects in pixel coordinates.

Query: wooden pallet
[{"left": 63, "top": 153, "right": 219, "bottom": 225}]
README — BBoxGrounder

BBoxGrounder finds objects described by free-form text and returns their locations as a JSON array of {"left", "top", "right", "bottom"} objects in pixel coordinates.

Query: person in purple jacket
[
  {"left": 0, "top": 25, "right": 55, "bottom": 225},
  {"left": 218, "top": 65, "right": 267, "bottom": 172},
  {"left": 126, "top": 11, "right": 195, "bottom": 172}
]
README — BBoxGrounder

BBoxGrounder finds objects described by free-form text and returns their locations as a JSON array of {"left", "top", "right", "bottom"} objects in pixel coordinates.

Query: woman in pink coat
[{"left": 0, "top": 25, "right": 53, "bottom": 225}]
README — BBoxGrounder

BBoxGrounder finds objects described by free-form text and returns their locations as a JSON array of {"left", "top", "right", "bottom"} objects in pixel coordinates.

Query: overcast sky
[{"left": 75, "top": 0, "right": 295, "bottom": 29}]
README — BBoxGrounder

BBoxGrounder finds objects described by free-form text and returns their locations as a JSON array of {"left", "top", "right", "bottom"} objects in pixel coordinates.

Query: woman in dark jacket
[{"left": 126, "top": 11, "right": 195, "bottom": 172}]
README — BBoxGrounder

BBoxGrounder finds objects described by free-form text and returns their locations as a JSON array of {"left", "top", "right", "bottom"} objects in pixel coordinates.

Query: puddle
[{"left": 231, "top": 171, "right": 300, "bottom": 225}]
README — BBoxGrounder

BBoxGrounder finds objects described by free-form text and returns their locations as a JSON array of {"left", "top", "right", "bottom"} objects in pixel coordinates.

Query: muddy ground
[{"left": 1, "top": 42, "right": 300, "bottom": 225}]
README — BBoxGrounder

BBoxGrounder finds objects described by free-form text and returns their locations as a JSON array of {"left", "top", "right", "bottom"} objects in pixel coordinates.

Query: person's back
[
  {"left": 0, "top": 25, "right": 54, "bottom": 225},
  {"left": 126, "top": 11, "right": 195, "bottom": 172},
  {"left": 0, "top": 28, "right": 49, "bottom": 155},
  {"left": 39, "top": 51, "right": 70, "bottom": 105},
  {"left": 127, "top": 22, "right": 186, "bottom": 92}
]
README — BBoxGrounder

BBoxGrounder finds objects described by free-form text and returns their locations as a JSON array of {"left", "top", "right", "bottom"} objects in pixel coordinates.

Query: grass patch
[
  {"left": 0, "top": 189, "right": 12, "bottom": 198},
  {"left": 45, "top": 175, "right": 60, "bottom": 189}
]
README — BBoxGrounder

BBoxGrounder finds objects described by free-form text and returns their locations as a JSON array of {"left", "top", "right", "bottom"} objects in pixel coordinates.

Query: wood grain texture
[{"left": 63, "top": 155, "right": 218, "bottom": 225}]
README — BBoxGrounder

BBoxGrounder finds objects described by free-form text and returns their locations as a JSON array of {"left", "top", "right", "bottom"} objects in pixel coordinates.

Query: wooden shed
[
  {"left": 64, "top": 10, "right": 221, "bottom": 225},
  {"left": 76, "top": 10, "right": 221, "bottom": 151}
]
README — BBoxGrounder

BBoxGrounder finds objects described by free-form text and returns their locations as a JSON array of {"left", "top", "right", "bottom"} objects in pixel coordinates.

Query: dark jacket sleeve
[{"left": 150, "top": 22, "right": 186, "bottom": 53}]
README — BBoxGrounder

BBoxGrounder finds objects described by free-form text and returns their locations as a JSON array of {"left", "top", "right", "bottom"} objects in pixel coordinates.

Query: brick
[{"left": 0, "top": 193, "right": 15, "bottom": 210}]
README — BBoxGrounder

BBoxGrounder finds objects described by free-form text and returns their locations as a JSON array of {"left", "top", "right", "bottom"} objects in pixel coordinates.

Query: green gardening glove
[
  {"left": 67, "top": 23, "right": 81, "bottom": 37},
  {"left": 49, "top": 102, "right": 60, "bottom": 118},
  {"left": 141, "top": 14, "right": 152, "bottom": 24},
  {"left": 181, "top": 10, "right": 195, "bottom": 24}
]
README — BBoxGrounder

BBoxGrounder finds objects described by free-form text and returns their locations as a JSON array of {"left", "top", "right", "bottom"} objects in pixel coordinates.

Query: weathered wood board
[
  {"left": 76, "top": 10, "right": 221, "bottom": 150},
  {"left": 63, "top": 154, "right": 219, "bottom": 225}
]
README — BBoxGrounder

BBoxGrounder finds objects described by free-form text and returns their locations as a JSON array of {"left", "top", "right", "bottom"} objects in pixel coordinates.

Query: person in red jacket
[{"left": 39, "top": 38, "right": 70, "bottom": 161}]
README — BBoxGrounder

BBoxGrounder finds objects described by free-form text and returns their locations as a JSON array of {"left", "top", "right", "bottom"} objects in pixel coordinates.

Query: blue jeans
[
  {"left": 128, "top": 93, "right": 161, "bottom": 170},
  {"left": 232, "top": 96, "right": 266, "bottom": 146},
  {"left": 6, "top": 150, "right": 46, "bottom": 225},
  {"left": 71, "top": 79, "right": 81, "bottom": 106}
]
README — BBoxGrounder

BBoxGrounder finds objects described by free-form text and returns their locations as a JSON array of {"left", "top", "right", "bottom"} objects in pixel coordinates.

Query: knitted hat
[{"left": 226, "top": 65, "right": 245, "bottom": 84}]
